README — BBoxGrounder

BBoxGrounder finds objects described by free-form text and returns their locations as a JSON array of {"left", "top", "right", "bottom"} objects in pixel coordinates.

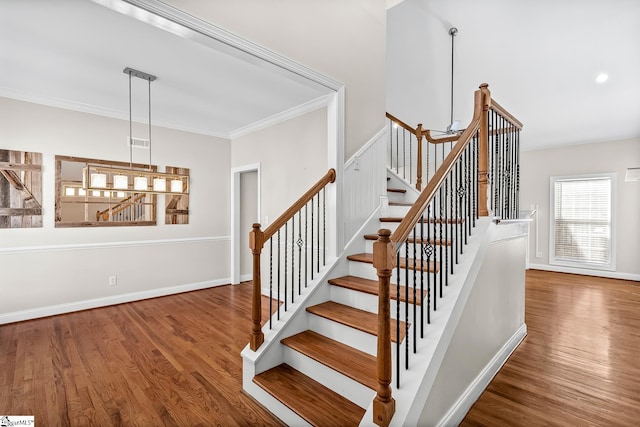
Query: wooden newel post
[
  {"left": 415, "top": 124, "right": 424, "bottom": 191},
  {"left": 249, "top": 223, "right": 265, "bottom": 351},
  {"left": 478, "top": 83, "right": 492, "bottom": 217},
  {"left": 372, "top": 229, "right": 396, "bottom": 426}
]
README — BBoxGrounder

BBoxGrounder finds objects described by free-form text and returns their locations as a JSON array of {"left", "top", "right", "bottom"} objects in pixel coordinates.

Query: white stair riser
[
  {"left": 348, "top": 260, "right": 443, "bottom": 286},
  {"left": 308, "top": 313, "right": 377, "bottom": 356},
  {"left": 365, "top": 239, "right": 454, "bottom": 255},
  {"left": 282, "top": 347, "right": 375, "bottom": 409},
  {"left": 385, "top": 205, "right": 411, "bottom": 217},
  {"left": 329, "top": 285, "right": 378, "bottom": 314},
  {"left": 329, "top": 285, "right": 428, "bottom": 324}
]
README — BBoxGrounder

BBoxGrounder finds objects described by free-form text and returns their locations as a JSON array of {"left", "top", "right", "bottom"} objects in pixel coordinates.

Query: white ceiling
[
  {"left": 0, "top": 0, "right": 333, "bottom": 139},
  {"left": 388, "top": 0, "right": 640, "bottom": 151},
  {"left": 2, "top": 0, "right": 639, "bottom": 152}
]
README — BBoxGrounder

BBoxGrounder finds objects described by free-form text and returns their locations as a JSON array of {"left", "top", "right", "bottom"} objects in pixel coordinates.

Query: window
[{"left": 550, "top": 173, "right": 616, "bottom": 270}]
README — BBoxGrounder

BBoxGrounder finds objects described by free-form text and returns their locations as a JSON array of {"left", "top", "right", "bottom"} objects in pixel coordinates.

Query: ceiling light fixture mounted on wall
[{"left": 83, "top": 67, "right": 189, "bottom": 195}]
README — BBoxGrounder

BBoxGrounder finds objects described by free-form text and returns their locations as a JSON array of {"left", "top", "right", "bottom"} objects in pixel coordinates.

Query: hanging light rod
[{"left": 123, "top": 67, "right": 156, "bottom": 82}]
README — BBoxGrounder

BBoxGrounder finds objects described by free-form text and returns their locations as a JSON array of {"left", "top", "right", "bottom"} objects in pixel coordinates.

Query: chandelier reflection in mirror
[{"left": 82, "top": 67, "right": 189, "bottom": 195}]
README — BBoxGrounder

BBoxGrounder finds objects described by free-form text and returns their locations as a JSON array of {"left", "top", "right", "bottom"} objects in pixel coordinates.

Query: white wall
[
  {"left": 0, "top": 97, "right": 232, "bottom": 322},
  {"left": 163, "top": 0, "right": 387, "bottom": 159},
  {"left": 521, "top": 138, "right": 640, "bottom": 280},
  {"left": 419, "top": 231, "right": 527, "bottom": 426},
  {"left": 231, "top": 108, "right": 327, "bottom": 228}
]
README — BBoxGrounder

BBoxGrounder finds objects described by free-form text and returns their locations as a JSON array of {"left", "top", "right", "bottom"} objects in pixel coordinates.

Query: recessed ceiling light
[{"left": 595, "top": 73, "right": 609, "bottom": 84}]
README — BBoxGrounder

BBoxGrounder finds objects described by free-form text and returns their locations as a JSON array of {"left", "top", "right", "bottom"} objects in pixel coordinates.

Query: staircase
[
  {"left": 242, "top": 84, "right": 524, "bottom": 426},
  {"left": 249, "top": 180, "right": 445, "bottom": 425}
]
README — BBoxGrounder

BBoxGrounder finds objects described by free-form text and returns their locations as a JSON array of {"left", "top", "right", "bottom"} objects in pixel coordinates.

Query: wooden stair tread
[
  {"left": 389, "top": 201, "right": 413, "bottom": 206},
  {"left": 363, "top": 234, "right": 451, "bottom": 246},
  {"left": 281, "top": 330, "right": 377, "bottom": 390},
  {"left": 328, "top": 275, "right": 427, "bottom": 305},
  {"left": 253, "top": 363, "right": 365, "bottom": 426},
  {"left": 307, "top": 301, "right": 407, "bottom": 343},
  {"left": 347, "top": 253, "right": 440, "bottom": 273},
  {"left": 380, "top": 216, "right": 464, "bottom": 224},
  {"left": 387, "top": 187, "right": 406, "bottom": 193}
]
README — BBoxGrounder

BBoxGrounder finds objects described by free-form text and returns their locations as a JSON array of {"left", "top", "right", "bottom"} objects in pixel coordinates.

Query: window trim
[{"left": 549, "top": 172, "right": 616, "bottom": 271}]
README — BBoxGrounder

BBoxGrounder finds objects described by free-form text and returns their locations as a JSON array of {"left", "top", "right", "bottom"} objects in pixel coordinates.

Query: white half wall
[{"left": 418, "top": 229, "right": 527, "bottom": 426}]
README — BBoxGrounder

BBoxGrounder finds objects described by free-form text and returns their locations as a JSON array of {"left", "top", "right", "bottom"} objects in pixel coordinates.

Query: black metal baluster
[
  {"left": 432, "top": 196, "right": 438, "bottom": 310},
  {"left": 323, "top": 187, "right": 326, "bottom": 267},
  {"left": 317, "top": 192, "right": 320, "bottom": 274},
  {"left": 298, "top": 210, "right": 302, "bottom": 295},
  {"left": 396, "top": 251, "right": 401, "bottom": 388},
  {"left": 278, "top": 230, "right": 282, "bottom": 313},
  {"left": 405, "top": 237, "right": 409, "bottom": 369},
  {"left": 420, "top": 213, "right": 425, "bottom": 335},
  {"left": 310, "top": 197, "right": 314, "bottom": 280},
  {"left": 426, "top": 205, "right": 433, "bottom": 319},
  {"left": 439, "top": 186, "right": 444, "bottom": 298},
  {"left": 412, "top": 227, "right": 417, "bottom": 353},
  {"left": 291, "top": 217, "right": 295, "bottom": 299},
  {"left": 443, "top": 180, "right": 449, "bottom": 288},
  {"left": 285, "top": 222, "right": 288, "bottom": 306}
]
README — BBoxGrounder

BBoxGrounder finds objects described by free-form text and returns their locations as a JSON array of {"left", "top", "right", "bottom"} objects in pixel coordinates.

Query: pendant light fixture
[
  {"left": 445, "top": 27, "right": 461, "bottom": 134},
  {"left": 82, "top": 67, "right": 189, "bottom": 195}
]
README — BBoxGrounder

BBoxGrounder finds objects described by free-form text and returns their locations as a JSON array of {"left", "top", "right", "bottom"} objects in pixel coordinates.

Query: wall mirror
[{"left": 55, "top": 155, "right": 157, "bottom": 227}]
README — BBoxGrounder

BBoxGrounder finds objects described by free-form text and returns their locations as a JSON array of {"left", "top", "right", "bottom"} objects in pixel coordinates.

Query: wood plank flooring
[
  {"left": 0, "top": 283, "right": 284, "bottom": 426},
  {"left": 461, "top": 269, "right": 640, "bottom": 426},
  {"left": 1, "top": 270, "right": 639, "bottom": 426}
]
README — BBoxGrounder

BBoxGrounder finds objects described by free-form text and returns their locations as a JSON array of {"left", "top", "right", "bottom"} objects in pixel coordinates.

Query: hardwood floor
[
  {"left": 1, "top": 270, "right": 639, "bottom": 426},
  {"left": 0, "top": 283, "right": 284, "bottom": 426},
  {"left": 461, "top": 269, "right": 640, "bottom": 426}
]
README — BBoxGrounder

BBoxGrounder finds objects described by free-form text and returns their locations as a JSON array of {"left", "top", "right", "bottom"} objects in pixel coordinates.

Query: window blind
[{"left": 552, "top": 176, "right": 612, "bottom": 266}]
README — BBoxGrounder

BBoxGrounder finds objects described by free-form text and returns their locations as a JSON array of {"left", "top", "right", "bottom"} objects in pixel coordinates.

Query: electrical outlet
[{"left": 108, "top": 276, "right": 117, "bottom": 286}]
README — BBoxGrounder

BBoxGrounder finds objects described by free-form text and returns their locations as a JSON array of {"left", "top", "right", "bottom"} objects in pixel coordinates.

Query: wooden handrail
[
  {"left": 423, "top": 130, "right": 460, "bottom": 144},
  {"left": 489, "top": 98, "right": 523, "bottom": 129},
  {"left": 262, "top": 168, "right": 336, "bottom": 242},
  {"left": 249, "top": 168, "right": 336, "bottom": 351},
  {"left": 386, "top": 112, "right": 417, "bottom": 134},
  {"left": 389, "top": 86, "right": 487, "bottom": 246}
]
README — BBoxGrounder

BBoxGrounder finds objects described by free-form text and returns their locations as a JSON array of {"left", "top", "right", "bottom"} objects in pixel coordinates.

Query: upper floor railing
[
  {"left": 386, "top": 113, "right": 460, "bottom": 191},
  {"left": 373, "top": 84, "right": 523, "bottom": 426}
]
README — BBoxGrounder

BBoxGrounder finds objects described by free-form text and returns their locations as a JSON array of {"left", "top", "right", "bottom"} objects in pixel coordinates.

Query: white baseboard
[
  {"left": 0, "top": 278, "right": 231, "bottom": 325},
  {"left": 437, "top": 323, "right": 528, "bottom": 427},
  {"left": 528, "top": 263, "right": 640, "bottom": 282}
]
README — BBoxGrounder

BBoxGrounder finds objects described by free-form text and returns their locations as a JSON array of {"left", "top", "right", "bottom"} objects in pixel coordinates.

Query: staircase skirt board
[{"left": 253, "top": 364, "right": 366, "bottom": 427}]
